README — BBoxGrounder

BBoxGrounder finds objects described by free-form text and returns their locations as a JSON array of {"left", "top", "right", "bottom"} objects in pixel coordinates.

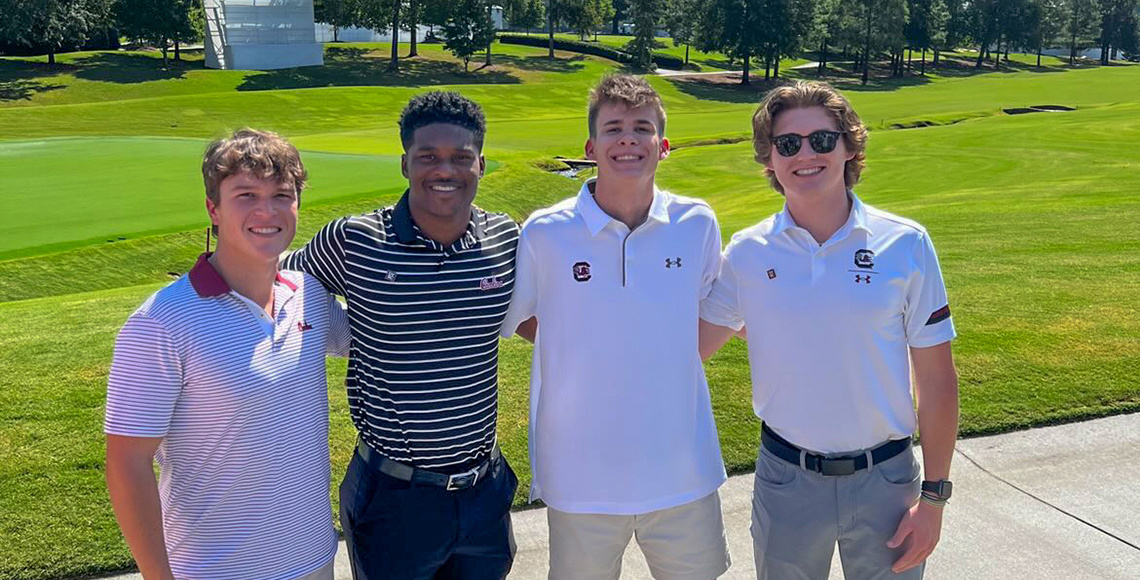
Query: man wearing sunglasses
[{"left": 698, "top": 81, "right": 959, "bottom": 579}]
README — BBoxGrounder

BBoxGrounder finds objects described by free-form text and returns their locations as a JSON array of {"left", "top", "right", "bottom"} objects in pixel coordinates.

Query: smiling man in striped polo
[
  {"left": 105, "top": 129, "right": 351, "bottom": 580},
  {"left": 282, "top": 92, "right": 520, "bottom": 579}
]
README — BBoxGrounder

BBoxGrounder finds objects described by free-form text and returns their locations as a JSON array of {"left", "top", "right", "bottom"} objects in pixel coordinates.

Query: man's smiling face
[
  {"left": 586, "top": 102, "right": 669, "bottom": 182},
  {"left": 402, "top": 122, "right": 485, "bottom": 226},
  {"left": 207, "top": 170, "right": 298, "bottom": 262}
]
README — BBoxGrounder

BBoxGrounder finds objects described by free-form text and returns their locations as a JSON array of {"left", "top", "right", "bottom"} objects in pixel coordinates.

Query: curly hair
[
  {"left": 587, "top": 73, "right": 666, "bottom": 137},
  {"left": 751, "top": 81, "right": 868, "bottom": 195},
  {"left": 202, "top": 129, "right": 307, "bottom": 234},
  {"left": 399, "top": 91, "right": 487, "bottom": 150}
]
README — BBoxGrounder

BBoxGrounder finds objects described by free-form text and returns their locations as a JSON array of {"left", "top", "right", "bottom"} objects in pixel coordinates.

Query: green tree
[
  {"left": 442, "top": 0, "right": 494, "bottom": 71},
  {"left": 314, "top": 0, "right": 359, "bottom": 42},
  {"left": 115, "top": 0, "right": 198, "bottom": 65},
  {"left": 421, "top": 0, "right": 450, "bottom": 39},
  {"left": 627, "top": 0, "right": 664, "bottom": 69},
  {"left": 665, "top": 0, "right": 698, "bottom": 66},
  {"left": 5, "top": 0, "right": 111, "bottom": 64},
  {"left": 505, "top": 0, "right": 546, "bottom": 33},
  {"left": 1063, "top": 0, "right": 1099, "bottom": 64},
  {"left": 695, "top": 0, "right": 767, "bottom": 84},
  {"left": 1096, "top": 0, "right": 1139, "bottom": 64}
]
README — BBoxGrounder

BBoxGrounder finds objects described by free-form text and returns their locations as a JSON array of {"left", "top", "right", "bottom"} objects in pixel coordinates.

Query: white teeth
[
  {"left": 430, "top": 184, "right": 459, "bottom": 192},
  {"left": 614, "top": 155, "right": 640, "bottom": 161},
  {"left": 250, "top": 227, "right": 280, "bottom": 234},
  {"left": 794, "top": 167, "right": 823, "bottom": 176}
]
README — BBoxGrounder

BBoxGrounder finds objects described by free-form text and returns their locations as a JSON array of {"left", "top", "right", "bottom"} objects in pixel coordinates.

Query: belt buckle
[
  {"left": 820, "top": 457, "right": 857, "bottom": 476},
  {"left": 445, "top": 466, "right": 480, "bottom": 491}
]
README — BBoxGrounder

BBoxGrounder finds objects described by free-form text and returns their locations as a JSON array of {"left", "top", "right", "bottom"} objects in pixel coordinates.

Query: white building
[{"left": 204, "top": 0, "right": 323, "bottom": 70}]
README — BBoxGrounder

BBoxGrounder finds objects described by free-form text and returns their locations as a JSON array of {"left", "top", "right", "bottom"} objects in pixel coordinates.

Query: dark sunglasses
[{"left": 771, "top": 130, "right": 846, "bottom": 157}]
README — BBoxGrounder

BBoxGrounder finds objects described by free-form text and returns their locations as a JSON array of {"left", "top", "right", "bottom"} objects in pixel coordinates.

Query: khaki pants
[{"left": 548, "top": 491, "right": 731, "bottom": 580}]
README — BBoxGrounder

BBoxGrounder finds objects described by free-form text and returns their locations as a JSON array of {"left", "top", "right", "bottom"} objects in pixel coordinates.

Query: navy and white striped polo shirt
[
  {"left": 283, "top": 191, "right": 519, "bottom": 473},
  {"left": 105, "top": 254, "right": 350, "bottom": 580}
]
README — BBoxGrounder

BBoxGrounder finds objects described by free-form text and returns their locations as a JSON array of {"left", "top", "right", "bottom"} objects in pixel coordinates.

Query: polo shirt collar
[
  {"left": 773, "top": 190, "right": 874, "bottom": 238},
  {"left": 189, "top": 253, "right": 297, "bottom": 298},
  {"left": 392, "top": 189, "right": 486, "bottom": 247},
  {"left": 575, "top": 178, "right": 670, "bottom": 237}
]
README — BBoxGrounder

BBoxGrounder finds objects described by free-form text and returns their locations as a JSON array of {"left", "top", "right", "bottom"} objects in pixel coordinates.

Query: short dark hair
[{"left": 398, "top": 91, "right": 487, "bottom": 150}]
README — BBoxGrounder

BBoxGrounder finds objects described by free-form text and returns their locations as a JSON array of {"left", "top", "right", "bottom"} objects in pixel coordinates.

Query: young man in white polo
[
  {"left": 502, "top": 74, "right": 731, "bottom": 579},
  {"left": 104, "top": 129, "right": 349, "bottom": 580},
  {"left": 699, "top": 81, "right": 959, "bottom": 579}
]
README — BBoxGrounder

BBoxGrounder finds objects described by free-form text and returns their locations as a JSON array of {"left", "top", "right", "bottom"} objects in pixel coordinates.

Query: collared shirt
[
  {"left": 283, "top": 191, "right": 520, "bottom": 472},
  {"left": 501, "top": 179, "right": 727, "bottom": 515},
  {"left": 701, "top": 192, "right": 956, "bottom": 453},
  {"left": 104, "top": 254, "right": 350, "bottom": 580}
]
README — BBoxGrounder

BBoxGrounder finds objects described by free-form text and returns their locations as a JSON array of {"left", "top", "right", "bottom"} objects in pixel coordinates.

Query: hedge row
[{"left": 497, "top": 33, "right": 686, "bottom": 70}]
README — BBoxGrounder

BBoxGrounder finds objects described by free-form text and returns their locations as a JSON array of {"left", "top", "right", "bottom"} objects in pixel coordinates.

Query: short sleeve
[
  {"left": 501, "top": 223, "right": 538, "bottom": 338},
  {"left": 283, "top": 218, "right": 348, "bottom": 297},
  {"left": 700, "top": 244, "right": 745, "bottom": 331},
  {"left": 326, "top": 295, "right": 351, "bottom": 357},
  {"left": 904, "top": 232, "right": 956, "bottom": 348},
  {"left": 699, "top": 211, "right": 724, "bottom": 301},
  {"left": 104, "top": 314, "right": 183, "bottom": 437}
]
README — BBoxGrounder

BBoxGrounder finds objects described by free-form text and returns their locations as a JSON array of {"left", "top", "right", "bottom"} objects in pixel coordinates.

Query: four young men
[{"left": 106, "top": 76, "right": 958, "bottom": 580}]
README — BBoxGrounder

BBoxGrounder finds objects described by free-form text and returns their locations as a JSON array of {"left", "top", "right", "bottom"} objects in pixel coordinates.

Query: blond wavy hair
[{"left": 752, "top": 81, "right": 867, "bottom": 195}]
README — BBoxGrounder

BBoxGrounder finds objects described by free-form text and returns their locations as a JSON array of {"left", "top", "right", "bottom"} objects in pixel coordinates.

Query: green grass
[
  {"left": 0, "top": 137, "right": 406, "bottom": 258},
  {"left": 1, "top": 42, "right": 1139, "bottom": 579}
]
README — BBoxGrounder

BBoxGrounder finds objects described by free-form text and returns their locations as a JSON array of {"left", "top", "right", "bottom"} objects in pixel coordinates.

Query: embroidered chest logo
[
  {"left": 297, "top": 321, "right": 313, "bottom": 331},
  {"left": 479, "top": 277, "right": 504, "bottom": 290},
  {"left": 665, "top": 257, "right": 682, "bottom": 269},
  {"left": 854, "top": 274, "right": 871, "bottom": 284},
  {"left": 572, "top": 261, "right": 592, "bottom": 282},
  {"left": 383, "top": 270, "right": 397, "bottom": 282},
  {"left": 854, "top": 249, "right": 875, "bottom": 269},
  {"left": 767, "top": 269, "right": 777, "bottom": 279}
]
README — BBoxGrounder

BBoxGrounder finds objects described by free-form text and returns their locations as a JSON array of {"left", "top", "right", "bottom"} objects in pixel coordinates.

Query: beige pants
[{"left": 548, "top": 491, "right": 731, "bottom": 580}]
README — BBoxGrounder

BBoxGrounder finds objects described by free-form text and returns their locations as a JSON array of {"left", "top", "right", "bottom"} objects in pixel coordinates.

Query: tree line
[{"left": 1, "top": 0, "right": 1135, "bottom": 80}]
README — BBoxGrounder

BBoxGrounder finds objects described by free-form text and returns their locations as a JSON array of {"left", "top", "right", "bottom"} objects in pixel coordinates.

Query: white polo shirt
[
  {"left": 701, "top": 192, "right": 956, "bottom": 454},
  {"left": 502, "top": 179, "right": 727, "bottom": 515},
  {"left": 104, "top": 254, "right": 350, "bottom": 580}
]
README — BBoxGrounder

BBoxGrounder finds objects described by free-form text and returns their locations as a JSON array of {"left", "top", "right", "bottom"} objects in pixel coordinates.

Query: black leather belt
[
  {"left": 356, "top": 439, "right": 499, "bottom": 491},
  {"left": 761, "top": 423, "right": 911, "bottom": 477}
]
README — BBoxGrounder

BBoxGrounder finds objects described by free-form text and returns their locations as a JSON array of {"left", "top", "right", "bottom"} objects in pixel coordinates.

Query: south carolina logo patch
[{"left": 572, "top": 261, "right": 591, "bottom": 282}]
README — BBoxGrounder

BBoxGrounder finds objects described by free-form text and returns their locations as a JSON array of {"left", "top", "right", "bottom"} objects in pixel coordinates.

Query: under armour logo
[
  {"left": 665, "top": 258, "right": 682, "bottom": 269},
  {"left": 855, "top": 274, "right": 871, "bottom": 284}
]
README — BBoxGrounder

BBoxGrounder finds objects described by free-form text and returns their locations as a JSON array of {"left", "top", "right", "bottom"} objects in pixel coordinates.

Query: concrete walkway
[{"left": 108, "top": 413, "right": 1140, "bottom": 579}]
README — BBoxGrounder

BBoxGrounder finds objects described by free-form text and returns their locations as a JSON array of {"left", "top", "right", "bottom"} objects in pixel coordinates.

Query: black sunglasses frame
[{"left": 771, "top": 130, "right": 846, "bottom": 157}]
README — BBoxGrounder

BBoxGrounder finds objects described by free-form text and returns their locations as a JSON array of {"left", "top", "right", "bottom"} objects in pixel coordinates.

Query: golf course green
[{"left": 0, "top": 41, "right": 1137, "bottom": 579}]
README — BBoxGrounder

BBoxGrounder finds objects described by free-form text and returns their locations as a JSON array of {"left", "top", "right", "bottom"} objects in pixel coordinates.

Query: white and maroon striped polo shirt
[{"left": 104, "top": 254, "right": 349, "bottom": 580}]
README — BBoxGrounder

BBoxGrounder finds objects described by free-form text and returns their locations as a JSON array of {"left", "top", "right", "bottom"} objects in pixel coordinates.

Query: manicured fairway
[
  {"left": 1, "top": 42, "right": 1138, "bottom": 579},
  {"left": 0, "top": 137, "right": 404, "bottom": 258}
]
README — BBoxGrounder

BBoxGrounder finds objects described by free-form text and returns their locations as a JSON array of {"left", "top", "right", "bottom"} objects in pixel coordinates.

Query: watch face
[{"left": 923, "top": 480, "right": 953, "bottom": 499}]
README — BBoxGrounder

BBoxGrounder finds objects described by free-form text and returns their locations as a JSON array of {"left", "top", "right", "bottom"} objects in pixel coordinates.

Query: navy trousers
[{"left": 340, "top": 449, "right": 518, "bottom": 580}]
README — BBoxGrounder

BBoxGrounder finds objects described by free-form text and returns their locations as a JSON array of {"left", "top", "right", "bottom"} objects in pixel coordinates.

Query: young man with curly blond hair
[
  {"left": 105, "top": 129, "right": 350, "bottom": 580},
  {"left": 700, "top": 81, "right": 959, "bottom": 579},
  {"left": 503, "top": 74, "right": 731, "bottom": 579}
]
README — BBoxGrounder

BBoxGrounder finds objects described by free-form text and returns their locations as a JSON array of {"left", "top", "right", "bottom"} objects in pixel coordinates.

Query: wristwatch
[{"left": 921, "top": 479, "right": 953, "bottom": 501}]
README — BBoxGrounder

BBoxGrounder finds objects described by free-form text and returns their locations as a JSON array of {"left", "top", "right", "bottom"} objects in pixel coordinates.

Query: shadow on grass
[
  {"left": 237, "top": 48, "right": 523, "bottom": 90},
  {"left": 484, "top": 52, "right": 588, "bottom": 73},
  {"left": 0, "top": 78, "right": 66, "bottom": 101},
  {"left": 69, "top": 52, "right": 196, "bottom": 83}
]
